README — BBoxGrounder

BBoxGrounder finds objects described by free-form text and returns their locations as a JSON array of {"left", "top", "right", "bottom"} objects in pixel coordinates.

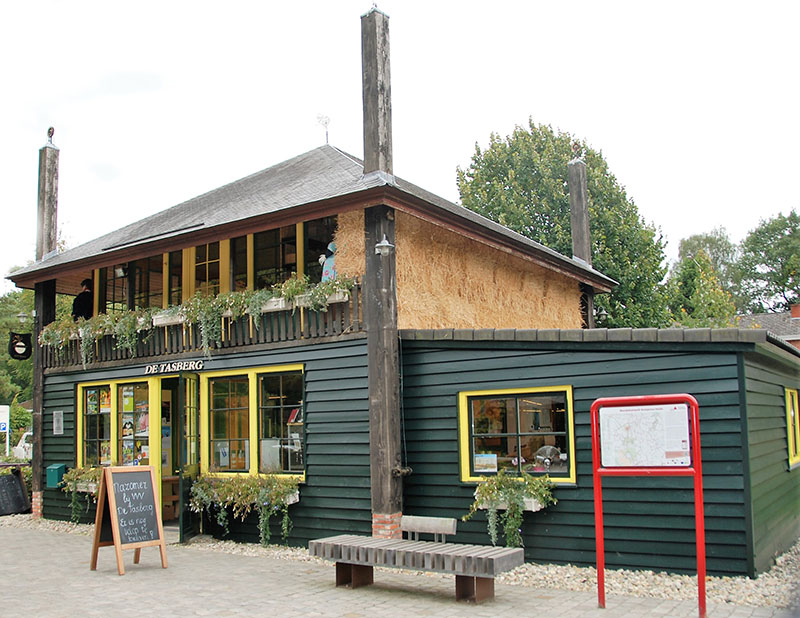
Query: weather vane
[
  {"left": 572, "top": 140, "right": 583, "bottom": 159},
  {"left": 47, "top": 126, "right": 55, "bottom": 145},
  {"left": 317, "top": 114, "right": 330, "bottom": 144}
]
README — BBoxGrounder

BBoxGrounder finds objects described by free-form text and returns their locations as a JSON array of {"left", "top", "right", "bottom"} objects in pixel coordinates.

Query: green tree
[
  {"left": 668, "top": 249, "right": 737, "bottom": 327},
  {"left": 0, "top": 288, "right": 34, "bottom": 404},
  {"left": 737, "top": 210, "right": 800, "bottom": 313},
  {"left": 676, "top": 228, "right": 750, "bottom": 312},
  {"left": 457, "top": 120, "right": 670, "bottom": 328}
]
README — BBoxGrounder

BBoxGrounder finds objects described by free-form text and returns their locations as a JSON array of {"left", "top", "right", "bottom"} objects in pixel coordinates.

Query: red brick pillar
[
  {"left": 31, "top": 490, "right": 43, "bottom": 518},
  {"left": 372, "top": 512, "right": 402, "bottom": 538}
]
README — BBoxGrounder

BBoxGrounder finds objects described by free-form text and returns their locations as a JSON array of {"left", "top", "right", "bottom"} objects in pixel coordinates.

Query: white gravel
[{"left": 3, "top": 513, "right": 798, "bottom": 610}]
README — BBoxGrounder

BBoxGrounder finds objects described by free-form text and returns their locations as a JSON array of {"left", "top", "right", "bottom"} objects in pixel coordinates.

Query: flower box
[
  {"left": 75, "top": 481, "right": 98, "bottom": 494},
  {"left": 326, "top": 291, "right": 349, "bottom": 304},
  {"left": 294, "top": 294, "right": 312, "bottom": 308},
  {"left": 153, "top": 311, "right": 185, "bottom": 327},
  {"left": 261, "top": 298, "right": 290, "bottom": 312},
  {"left": 474, "top": 489, "right": 543, "bottom": 513}
]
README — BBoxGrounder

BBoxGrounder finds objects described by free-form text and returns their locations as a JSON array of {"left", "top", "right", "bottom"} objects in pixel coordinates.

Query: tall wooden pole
[
  {"left": 568, "top": 155, "right": 595, "bottom": 328},
  {"left": 32, "top": 130, "right": 59, "bottom": 506},
  {"left": 362, "top": 9, "right": 403, "bottom": 537}
]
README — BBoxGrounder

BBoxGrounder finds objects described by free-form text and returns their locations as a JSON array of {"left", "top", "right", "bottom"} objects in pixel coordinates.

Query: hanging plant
[
  {"left": 189, "top": 474, "right": 300, "bottom": 546},
  {"left": 60, "top": 466, "right": 103, "bottom": 524},
  {"left": 182, "top": 293, "right": 227, "bottom": 356},
  {"left": 462, "top": 470, "right": 556, "bottom": 548},
  {"left": 246, "top": 288, "right": 276, "bottom": 330}
]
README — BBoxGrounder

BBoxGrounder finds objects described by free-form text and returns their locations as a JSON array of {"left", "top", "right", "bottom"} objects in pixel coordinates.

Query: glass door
[{"left": 178, "top": 372, "right": 200, "bottom": 543}]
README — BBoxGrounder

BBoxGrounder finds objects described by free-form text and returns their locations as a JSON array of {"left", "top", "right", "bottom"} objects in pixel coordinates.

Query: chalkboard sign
[
  {"left": 91, "top": 466, "right": 167, "bottom": 575},
  {"left": 0, "top": 468, "right": 30, "bottom": 516}
]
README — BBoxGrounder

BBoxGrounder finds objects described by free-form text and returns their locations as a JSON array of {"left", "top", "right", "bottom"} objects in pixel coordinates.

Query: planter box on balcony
[
  {"left": 153, "top": 311, "right": 186, "bottom": 327},
  {"left": 261, "top": 298, "right": 290, "bottom": 312},
  {"left": 326, "top": 291, "right": 349, "bottom": 304}
]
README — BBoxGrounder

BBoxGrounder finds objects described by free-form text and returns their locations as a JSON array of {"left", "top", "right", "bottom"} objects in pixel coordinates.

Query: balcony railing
[{"left": 42, "top": 283, "right": 364, "bottom": 371}]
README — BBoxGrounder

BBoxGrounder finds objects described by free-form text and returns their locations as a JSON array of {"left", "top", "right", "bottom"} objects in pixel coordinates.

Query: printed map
[{"left": 599, "top": 403, "right": 691, "bottom": 467}]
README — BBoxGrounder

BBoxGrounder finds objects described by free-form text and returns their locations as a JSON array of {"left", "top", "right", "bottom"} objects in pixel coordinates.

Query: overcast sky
[{"left": 2, "top": 1, "right": 798, "bottom": 295}]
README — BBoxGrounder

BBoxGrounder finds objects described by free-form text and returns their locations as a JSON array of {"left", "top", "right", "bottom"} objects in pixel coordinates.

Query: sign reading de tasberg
[{"left": 144, "top": 360, "right": 204, "bottom": 375}]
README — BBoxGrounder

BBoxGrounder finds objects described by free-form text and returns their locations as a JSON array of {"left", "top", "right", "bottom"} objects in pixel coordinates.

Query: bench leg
[
  {"left": 455, "top": 575, "right": 495, "bottom": 603},
  {"left": 335, "top": 562, "right": 373, "bottom": 589}
]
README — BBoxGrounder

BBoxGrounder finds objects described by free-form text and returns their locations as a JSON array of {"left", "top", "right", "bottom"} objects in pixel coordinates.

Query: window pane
[
  {"left": 231, "top": 236, "right": 248, "bottom": 291},
  {"left": 212, "top": 411, "right": 228, "bottom": 439},
  {"left": 258, "top": 371, "right": 304, "bottom": 474},
  {"left": 472, "top": 398, "right": 516, "bottom": 435}
]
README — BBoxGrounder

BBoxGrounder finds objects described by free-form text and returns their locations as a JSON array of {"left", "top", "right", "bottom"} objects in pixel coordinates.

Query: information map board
[
  {"left": 599, "top": 402, "right": 691, "bottom": 467},
  {"left": 90, "top": 466, "right": 167, "bottom": 575}
]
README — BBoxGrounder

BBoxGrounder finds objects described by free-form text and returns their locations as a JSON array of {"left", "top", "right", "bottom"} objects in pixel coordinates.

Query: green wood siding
[
  {"left": 743, "top": 354, "right": 800, "bottom": 574},
  {"left": 401, "top": 341, "right": 750, "bottom": 576},
  {"left": 40, "top": 337, "right": 371, "bottom": 543}
]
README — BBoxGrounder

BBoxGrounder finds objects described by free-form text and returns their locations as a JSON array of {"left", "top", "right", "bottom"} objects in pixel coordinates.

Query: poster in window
[
  {"left": 121, "top": 415, "right": 134, "bottom": 437},
  {"left": 100, "top": 441, "right": 111, "bottom": 466},
  {"left": 474, "top": 453, "right": 498, "bottom": 473},
  {"left": 99, "top": 389, "right": 111, "bottom": 414},
  {"left": 216, "top": 443, "right": 230, "bottom": 467},
  {"left": 87, "top": 391, "right": 98, "bottom": 415},
  {"left": 122, "top": 386, "right": 134, "bottom": 412},
  {"left": 122, "top": 439, "right": 134, "bottom": 465},
  {"left": 136, "top": 414, "right": 149, "bottom": 437}
]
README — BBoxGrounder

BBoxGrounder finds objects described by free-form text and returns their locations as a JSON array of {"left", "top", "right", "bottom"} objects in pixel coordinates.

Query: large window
[
  {"left": 118, "top": 382, "right": 150, "bottom": 466},
  {"left": 787, "top": 388, "right": 800, "bottom": 467},
  {"left": 168, "top": 250, "right": 183, "bottom": 305},
  {"left": 459, "top": 386, "right": 575, "bottom": 483},
  {"left": 83, "top": 385, "right": 112, "bottom": 466},
  {"left": 259, "top": 372, "right": 304, "bottom": 474},
  {"left": 209, "top": 376, "right": 250, "bottom": 472},
  {"left": 201, "top": 365, "right": 304, "bottom": 476},
  {"left": 231, "top": 236, "right": 249, "bottom": 292}
]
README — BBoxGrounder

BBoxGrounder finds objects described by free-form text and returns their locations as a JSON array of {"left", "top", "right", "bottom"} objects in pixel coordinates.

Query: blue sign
[{"left": 0, "top": 422, "right": 7, "bottom": 432}]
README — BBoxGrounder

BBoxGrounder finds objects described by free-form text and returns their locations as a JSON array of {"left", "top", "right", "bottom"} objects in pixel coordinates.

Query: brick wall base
[
  {"left": 372, "top": 511, "right": 402, "bottom": 539},
  {"left": 31, "top": 490, "right": 43, "bottom": 518}
]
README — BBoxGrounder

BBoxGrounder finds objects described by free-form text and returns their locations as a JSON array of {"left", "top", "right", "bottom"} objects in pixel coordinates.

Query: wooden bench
[{"left": 308, "top": 515, "right": 524, "bottom": 603}]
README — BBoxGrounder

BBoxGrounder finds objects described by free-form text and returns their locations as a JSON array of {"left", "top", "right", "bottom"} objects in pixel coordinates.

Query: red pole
[
  {"left": 689, "top": 397, "right": 707, "bottom": 618},
  {"left": 590, "top": 400, "right": 605, "bottom": 608}
]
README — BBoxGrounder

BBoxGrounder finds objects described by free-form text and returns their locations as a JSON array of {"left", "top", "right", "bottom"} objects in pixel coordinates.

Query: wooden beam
[
  {"left": 364, "top": 204, "right": 402, "bottom": 516},
  {"left": 361, "top": 8, "right": 393, "bottom": 175}
]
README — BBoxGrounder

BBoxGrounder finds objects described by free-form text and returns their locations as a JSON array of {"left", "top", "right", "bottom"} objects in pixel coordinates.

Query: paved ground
[{"left": 0, "top": 526, "right": 796, "bottom": 618}]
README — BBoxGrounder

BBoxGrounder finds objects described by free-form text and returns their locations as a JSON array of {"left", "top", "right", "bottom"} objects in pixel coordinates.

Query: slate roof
[
  {"left": 9, "top": 145, "right": 615, "bottom": 290},
  {"left": 737, "top": 310, "right": 800, "bottom": 341}
]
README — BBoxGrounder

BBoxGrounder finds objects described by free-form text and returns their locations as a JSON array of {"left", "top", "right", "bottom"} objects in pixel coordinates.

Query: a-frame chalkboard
[{"left": 90, "top": 466, "right": 168, "bottom": 575}]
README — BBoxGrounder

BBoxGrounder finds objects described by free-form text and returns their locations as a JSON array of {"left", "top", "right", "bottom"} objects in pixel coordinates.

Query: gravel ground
[{"left": 3, "top": 514, "right": 798, "bottom": 611}]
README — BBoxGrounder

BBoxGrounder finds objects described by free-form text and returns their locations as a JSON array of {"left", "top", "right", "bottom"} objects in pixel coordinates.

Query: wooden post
[
  {"left": 568, "top": 157, "right": 595, "bottom": 328},
  {"left": 361, "top": 8, "right": 393, "bottom": 176},
  {"left": 364, "top": 205, "right": 402, "bottom": 526},
  {"left": 32, "top": 130, "right": 59, "bottom": 500}
]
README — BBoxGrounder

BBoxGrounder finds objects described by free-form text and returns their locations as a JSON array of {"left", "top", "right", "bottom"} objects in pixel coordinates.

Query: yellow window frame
[
  {"left": 458, "top": 385, "right": 576, "bottom": 485},
  {"left": 786, "top": 388, "right": 800, "bottom": 467},
  {"left": 199, "top": 364, "right": 305, "bottom": 480},
  {"left": 76, "top": 377, "right": 161, "bottom": 470}
]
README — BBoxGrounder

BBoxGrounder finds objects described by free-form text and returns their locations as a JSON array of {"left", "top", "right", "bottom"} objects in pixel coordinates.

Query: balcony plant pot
[
  {"left": 152, "top": 311, "right": 186, "bottom": 327},
  {"left": 261, "top": 297, "right": 290, "bottom": 313},
  {"left": 326, "top": 291, "right": 349, "bottom": 304}
]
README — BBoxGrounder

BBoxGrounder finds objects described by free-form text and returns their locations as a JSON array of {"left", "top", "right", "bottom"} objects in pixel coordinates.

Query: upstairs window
[
  {"left": 459, "top": 386, "right": 575, "bottom": 483},
  {"left": 99, "top": 265, "right": 129, "bottom": 314},
  {"left": 254, "top": 227, "right": 296, "bottom": 289},
  {"left": 168, "top": 250, "right": 183, "bottom": 306},
  {"left": 787, "top": 388, "right": 800, "bottom": 467},
  {"left": 131, "top": 255, "right": 164, "bottom": 309},
  {"left": 305, "top": 216, "right": 337, "bottom": 282},
  {"left": 195, "top": 242, "right": 220, "bottom": 297},
  {"left": 231, "top": 236, "right": 248, "bottom": 292}
]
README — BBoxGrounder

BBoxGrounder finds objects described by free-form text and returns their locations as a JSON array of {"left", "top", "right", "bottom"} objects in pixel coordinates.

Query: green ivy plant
[
  {"left": 39, "top": 276, "right": 358, "bottom": 361},
  {"left": 462, "top": 470, "right": 556, "bottom": 548},
  {"left": 189, "top": 474, "right": 300, "bottom": 546},
  {"left": 60, "top": 466, "right": 103, "bottom": 524}
]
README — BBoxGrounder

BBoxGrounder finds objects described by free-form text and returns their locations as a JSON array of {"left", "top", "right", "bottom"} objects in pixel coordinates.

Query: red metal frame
[{"left": 590, "top": 394, "right": 706, "bottom": 617}]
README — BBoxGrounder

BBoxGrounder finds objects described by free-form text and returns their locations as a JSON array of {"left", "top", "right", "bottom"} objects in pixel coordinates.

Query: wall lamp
[{"left": 374, "top": 234, "right": 394, "bottom": 257}]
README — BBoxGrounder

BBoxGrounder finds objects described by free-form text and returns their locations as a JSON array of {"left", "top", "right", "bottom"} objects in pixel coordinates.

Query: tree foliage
[
  {"left": 0, "top": 288, "right": 34, "bottom": 404},
  {"left": 737, "top": 210, "right": 800, "bottom": 313},
  {"left": 667, "top": 249, "right": 737, "bottom": 328},
  {"left": 457, "top": 120, "right": 670, "bottom": 328}
]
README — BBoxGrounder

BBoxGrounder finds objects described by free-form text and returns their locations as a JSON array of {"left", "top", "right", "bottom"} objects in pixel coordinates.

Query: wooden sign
[
  {"left": 0, "top": 466, "right": 30, "bottom": 515},
  {"left": 90, "top": 466, "right": 167, "bottom": 575}
]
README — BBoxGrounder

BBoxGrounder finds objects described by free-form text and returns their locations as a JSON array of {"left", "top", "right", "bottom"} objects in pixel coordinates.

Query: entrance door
[{"left": 178, "top": 372, "right": 200, "bottom": 543}]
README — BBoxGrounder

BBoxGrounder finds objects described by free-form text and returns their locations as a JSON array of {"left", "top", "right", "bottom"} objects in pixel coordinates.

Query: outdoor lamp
[
  {"left": 374, "top": 234, "right": 394, "bottom": 257},
  {"left": 17, "top": 312, "right": 28, "bottom": 326}
]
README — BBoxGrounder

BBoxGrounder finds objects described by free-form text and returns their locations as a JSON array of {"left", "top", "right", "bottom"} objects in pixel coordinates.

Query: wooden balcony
[{"left": 42, "top": 284, "right": 364, "bottom": 371}]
